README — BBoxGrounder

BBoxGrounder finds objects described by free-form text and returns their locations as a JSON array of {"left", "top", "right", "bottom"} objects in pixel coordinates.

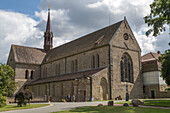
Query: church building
[{"left": 7, "top": 8, "right": 144, "bottom": 102}]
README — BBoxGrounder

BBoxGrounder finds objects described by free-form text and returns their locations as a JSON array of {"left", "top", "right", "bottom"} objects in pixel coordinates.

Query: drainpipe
[
  {"left": 108, "top": 44, "right": 112, "bottom": 100},
  {"left": 90, "top": 77, "right": 92, "bottom": 101}
]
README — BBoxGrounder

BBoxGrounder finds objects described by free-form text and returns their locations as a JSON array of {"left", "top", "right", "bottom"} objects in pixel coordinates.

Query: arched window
[
  {"left": 120, "top": 53, "right": 133, "bottom": 83},
  {"left": 96, "top": 54, "right": 100, "bottom": 68},
  {"left": 71, "top": 61, "right": 74, "bottom": 72},
  {"left": 30, "top": 70, "right": 33, "bottom": 79},
  {"left": 25, "top": 70, "right": 29, "bottom": 79},
  {"left": 120, "top": 61, "right": 124, "bottom": 82},
  {"left": 58, "top": 64, "right": 60, "bottom": 75},
  {"left": 92, "top": 55, "right": 95, "bottom": 68},
  {"left": 75, "top": 60, "right": 78, "bottom": 72}
]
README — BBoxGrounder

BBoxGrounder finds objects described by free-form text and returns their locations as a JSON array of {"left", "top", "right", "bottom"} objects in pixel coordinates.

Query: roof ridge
[
  {"left": 12, "top": 44, "right": 44, "bottom": 50},
  {"left": 50, "top": 20, "right": 123, "bottom": 51},
  {"left": 150, "top": 52, "right": 159, "bottom": 61}
]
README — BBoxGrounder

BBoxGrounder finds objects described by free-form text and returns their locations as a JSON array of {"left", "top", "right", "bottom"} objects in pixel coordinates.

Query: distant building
[
  {"left": 142, "top": 52, "right": 170, "bottom": 98},
  {"left": 7, "top": 8, "right": 144, "bottom": 102}
]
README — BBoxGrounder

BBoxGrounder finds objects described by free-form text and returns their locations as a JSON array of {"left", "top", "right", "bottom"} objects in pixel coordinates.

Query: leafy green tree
[
  {"left": 0, "top": 63, "right": 16, "bottom": 106},
  {"left": 144, "top": 0, "right": 170, "bottom": 36},
  {"left": 159, "top": 43, "right": 170, "bottom": 85},
  {"left": 15, "top": 89, "right": 33, "bottom": 107}
]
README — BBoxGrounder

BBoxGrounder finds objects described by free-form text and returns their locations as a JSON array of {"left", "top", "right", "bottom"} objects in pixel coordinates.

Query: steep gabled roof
[
  {"left": 43, "top": 20, "right": 123, "bottom": 63},
  {"left": 12, "top": 45, "right": 46, "bottom": 65},
  {"left": 142, "top": 52, "right": 161, "bottom": 62},
  {"left": 142, "top": 52, "right": 161, "bottom": 72}
]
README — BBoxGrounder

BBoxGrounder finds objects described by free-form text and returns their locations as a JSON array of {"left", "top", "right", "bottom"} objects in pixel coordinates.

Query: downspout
[
  {"left": 90, "top": 77, "right": 92, "bottom": 101},
  {"left": 108, "top": 44, "right": 112, "bottom": 100}
]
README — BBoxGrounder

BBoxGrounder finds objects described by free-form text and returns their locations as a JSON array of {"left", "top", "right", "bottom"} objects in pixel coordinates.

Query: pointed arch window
[
  {"left": 25, "top": 70, "right": 29, "bottom": 79},
  {"left": 75, "top": 60, "right": 78, "bottom": 72},
  {"left": 71, "top": 61, "right": 74, "bottom": 72},
  {"left": 30, "top": 70, "right": 33, "bottom": 79},
  {"left": 120, "top": 53, "right": 133, "bottom": 83},
  {"left": 92, "top": 55, "right": 95, "bottom": 68},
  {"left": 96, "top": 54, "right": 100, "bottom": 68}
]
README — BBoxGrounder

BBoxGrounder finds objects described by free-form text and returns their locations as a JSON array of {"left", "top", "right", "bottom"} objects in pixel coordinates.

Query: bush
[
  {"left": 15, "top": 89, "right": 33, "bottom": 107},
  {"left": 0, "top": 94, "right": 7, "bottom": 107}
]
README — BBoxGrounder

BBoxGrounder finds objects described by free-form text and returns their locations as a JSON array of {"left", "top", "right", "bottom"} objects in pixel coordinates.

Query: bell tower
[{"left": 44, "top": 8, "right": 53, "bottom": 52}]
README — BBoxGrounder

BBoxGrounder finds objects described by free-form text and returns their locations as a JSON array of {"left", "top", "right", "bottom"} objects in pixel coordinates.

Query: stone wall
[
  {"left": 27, "top": 77, "right": 91, "bottom": 102},
  {"left": 92, "top": 68, "right": 109, "bottom": 100},
  {"left": 110, "top": 19, "right": 143, "bottom": 100},
  {"left": 144, "top": 85, "right": 170, "bottom": 98},
  {"left": 14, "top": 63, "right": 41, "bottom": 94},
  {"left": 41, "top": 46, "right": 109, "bottom": 78}
]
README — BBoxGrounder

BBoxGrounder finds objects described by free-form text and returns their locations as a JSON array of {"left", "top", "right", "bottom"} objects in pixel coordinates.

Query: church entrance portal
[{"left": 100, "top": 77, "right": 108, "bottom": 100}]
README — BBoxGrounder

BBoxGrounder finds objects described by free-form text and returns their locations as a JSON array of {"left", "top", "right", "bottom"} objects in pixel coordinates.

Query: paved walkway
[
  {"left": 1, "top": 101, "right": 109, "bottom": 113},
  {"left": 2, "top": 100, "right": 170, "bottom": 113}
]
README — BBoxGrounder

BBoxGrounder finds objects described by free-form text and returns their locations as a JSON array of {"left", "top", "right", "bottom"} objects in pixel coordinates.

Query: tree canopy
[
  {"left": 0, "top": 63, "right": 16, "bottom": 105},
  {"left": 159, "top": 43, "right": 170, "bottom": 85},
  {"left": 144, "top": 0, "right": 170, "bottom": 36}
]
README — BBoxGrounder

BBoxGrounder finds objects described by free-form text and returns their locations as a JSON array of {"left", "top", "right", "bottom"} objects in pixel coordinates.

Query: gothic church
[{"left": 7, "top": 9, "right": 144, "bottom": 102}]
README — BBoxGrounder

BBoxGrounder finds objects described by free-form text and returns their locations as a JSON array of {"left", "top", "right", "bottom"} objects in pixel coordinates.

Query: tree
[
  {"left": 159, "top": 43, "right": 170, "bottom": 85},
  {"left": 144, "top": 0, "right": 170, "bottom": 36},
  {"left": 0, "top": 63, "right": 16, "bottom": 106},
  {"left": 15, "top": 89, "right": 33, "bottom": 107}
]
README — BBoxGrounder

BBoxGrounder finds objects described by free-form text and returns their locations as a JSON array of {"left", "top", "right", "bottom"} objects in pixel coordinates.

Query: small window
[
  {"left": 71, "top": 61, "right": 74, "bottom": 72},
  {"left": 75, "top": 60, "right": 78, "bottom": 72},
  {"left": 92, "top": 55, "right": 95, "bottom": 68},
  {"left": 96, "top": 54, "right": 100, "bottom": 68},
  {"left": 30, "top": 70, "right": 33, "bottom": 79},
  {"left": 25, "top": 70, "right": 29, "bottom": 79}
]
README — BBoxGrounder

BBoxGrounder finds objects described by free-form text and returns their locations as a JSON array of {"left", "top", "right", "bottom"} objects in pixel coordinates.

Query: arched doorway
[{"left": 100, "top": 77, "right": 108, "bottom": 100}]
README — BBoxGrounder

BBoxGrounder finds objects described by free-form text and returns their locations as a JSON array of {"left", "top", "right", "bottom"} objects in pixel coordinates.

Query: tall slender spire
[
  {"left": 44, "top": 7, "right": 53, "bottom": 52},
  {"left": 46, "top": 8, "right": 51, "bottom": 32}
]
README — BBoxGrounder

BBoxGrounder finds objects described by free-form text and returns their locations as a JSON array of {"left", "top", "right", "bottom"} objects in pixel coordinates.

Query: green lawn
[
  {"left": 115, "top": 100, "right": 170, "bottom": 107},
  {"left": 144, "top": 100, "right": 170, "bottom": 107},
  {"left": 53, "top": 106, "right": 170, "bottom": 113},
  {"left": 0, "top": 104, "right": 50, "bottom": 112}
]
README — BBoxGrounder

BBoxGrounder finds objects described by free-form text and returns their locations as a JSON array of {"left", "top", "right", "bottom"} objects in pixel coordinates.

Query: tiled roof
[
  {"left": 142, "top": 52, "right": 161, "bottom": 72},
  {"left": 12, "top": 45, "right": 46, "bottom": 65},
  {"left": 27, "top": 68, "right": 105, "bottom": 85},
  {"left": 43, "top": 20, "right": 123, "bottom": 63}
]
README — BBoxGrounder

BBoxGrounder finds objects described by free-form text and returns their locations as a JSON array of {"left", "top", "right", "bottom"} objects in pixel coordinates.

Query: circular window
[{"left": 123, "top": 33, "right": 129, "bottom": 40}]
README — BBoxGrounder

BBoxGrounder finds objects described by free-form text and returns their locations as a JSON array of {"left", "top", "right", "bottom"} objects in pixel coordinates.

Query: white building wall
[{"left": 143, "top": 71, "right": 166, "bottom": 86}]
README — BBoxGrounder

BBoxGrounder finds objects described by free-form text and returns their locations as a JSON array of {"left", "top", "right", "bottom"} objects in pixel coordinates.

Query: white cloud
[
  {"left": 1, "top": 0, "right": 169, "bottom": 63},
  {"left": 0, "top": 10, "right": 43, "bottom": 63}
]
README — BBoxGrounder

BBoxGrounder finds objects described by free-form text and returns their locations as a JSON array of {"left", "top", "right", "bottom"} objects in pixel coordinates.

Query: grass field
[
  {"left": 0, "top": 104, "right": 50, "bottom": 112},
  {"left": 144, "top": 100, "right": 170, "bottom": 107},
  {"left": 53, "top": 106, "right": 170, "bottom": 113},
  {"left": 115, "top": 100, "right": 170, "bottom": 107}
]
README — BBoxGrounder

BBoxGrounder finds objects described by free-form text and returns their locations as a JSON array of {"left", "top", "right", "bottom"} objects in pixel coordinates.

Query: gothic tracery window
[{"left": 120, "top": 53, "right": 133, "bottom": 83}]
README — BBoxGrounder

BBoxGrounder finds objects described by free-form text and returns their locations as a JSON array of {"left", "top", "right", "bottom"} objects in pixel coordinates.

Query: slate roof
[
  {"left": 27, "top": 67, "right": 105, "bottom": 85},
  {"left": 12, "top": 45, "right": 46, "bottom": 65},
  {"left": 43, "top": 20, "right": 123, "bottom": 63},
  {"left": 142, "top": 52, "right": 161, "bottom": 72}
]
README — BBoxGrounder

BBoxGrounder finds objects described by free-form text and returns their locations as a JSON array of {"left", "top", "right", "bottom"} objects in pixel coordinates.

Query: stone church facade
[{"left": 7, "top": 9, "right": 144, "bottom": 102}]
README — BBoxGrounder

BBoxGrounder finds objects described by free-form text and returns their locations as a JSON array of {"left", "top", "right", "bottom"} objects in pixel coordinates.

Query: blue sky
[
  {"left": 0, "top": 0, "right": 169, "bottom": 63},
  {"left": 0, "top": 0, "right": 40, "bottom": 19}
]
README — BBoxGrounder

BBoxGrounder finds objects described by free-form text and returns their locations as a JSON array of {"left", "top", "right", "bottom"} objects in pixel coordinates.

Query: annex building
[{"left": 7, "top": 9, "right": 169, "bottom": 102}]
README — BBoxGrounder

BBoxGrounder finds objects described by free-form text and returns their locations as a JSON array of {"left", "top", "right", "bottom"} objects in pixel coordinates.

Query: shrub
[
  {"left": 15, "top": 89, "right": 33, "bottom": 107},
  {"left": 0, "top": 94, "right": 7, "bottom": 107}
]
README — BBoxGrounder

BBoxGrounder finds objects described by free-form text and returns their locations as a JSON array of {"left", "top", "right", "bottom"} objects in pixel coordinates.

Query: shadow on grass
[{"left": 54, "top": 106, "right": 170, "bottom": 113}]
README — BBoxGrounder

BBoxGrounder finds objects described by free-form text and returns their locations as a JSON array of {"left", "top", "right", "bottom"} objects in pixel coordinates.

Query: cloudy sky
[{"left": 0, "top": 0, "right": 169, "bottom": 63}]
